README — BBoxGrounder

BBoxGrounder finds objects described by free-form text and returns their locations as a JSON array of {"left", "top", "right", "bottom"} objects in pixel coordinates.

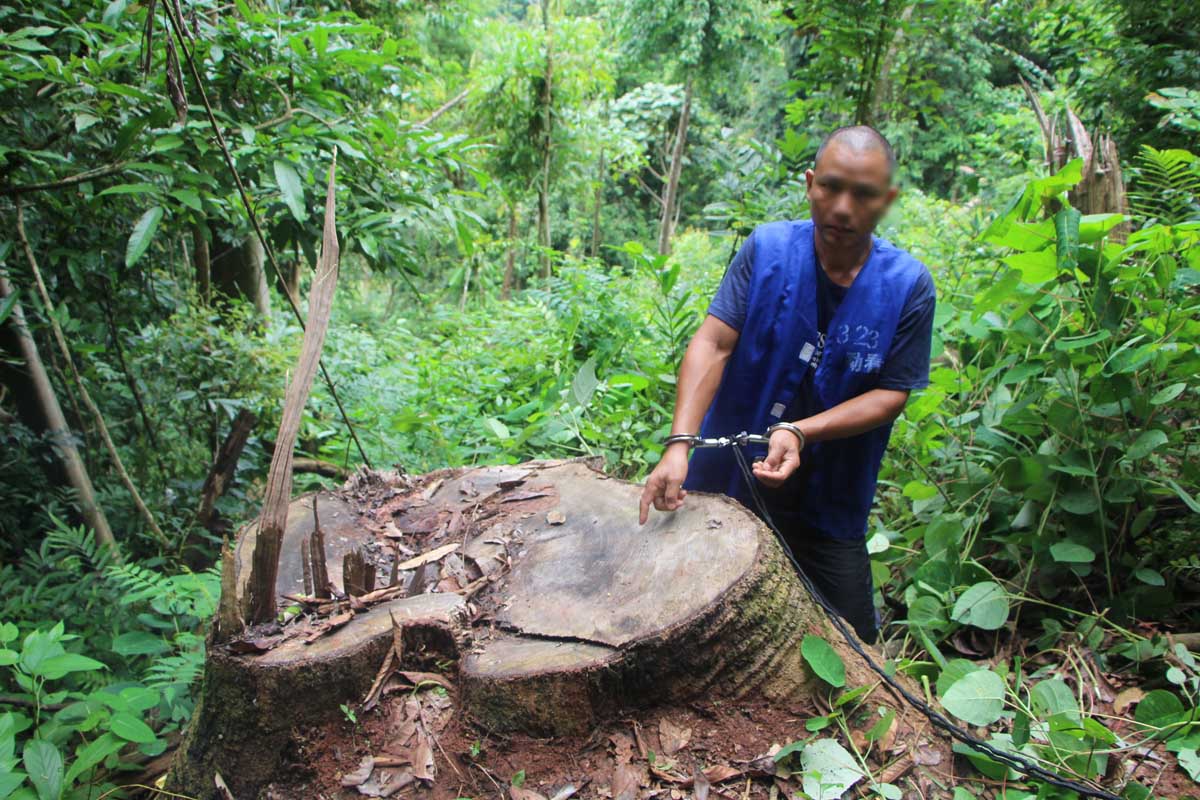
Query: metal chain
[{"left": 690, "top": 434, "right": 1124, "bottom": 800}]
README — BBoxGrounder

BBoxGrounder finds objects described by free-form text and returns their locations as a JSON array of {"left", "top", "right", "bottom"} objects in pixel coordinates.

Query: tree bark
[
  {"left": 0, "top": 271, "right": 115, "bottom": 548},
  {"left": 657, "top": 75, "right": 693, "bottom": 256},
  {"left": 502, "top": 199, "right": 519, "bottom": 300},
  {"left": 197, "top": 408, "right": 258, "bottom": 534},
  {"left": 192, "top": 225, "right": 211, "bottom": 304}
]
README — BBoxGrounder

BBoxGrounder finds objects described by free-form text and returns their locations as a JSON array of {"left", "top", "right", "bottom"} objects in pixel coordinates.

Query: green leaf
[
  {"left": 1134, "top": 567, "right": 1165, "bottom": 586},
  {"left": 32, "top": 653, "right": 106, "bottom": 680},
  {"left": 1054, "top": 207, "right": 1081, "bottom": 273},
  {"left": 571, "top": 357, "right": 599, "bottom": 407},
  {"left": 482, "top": 417, "right": 510, "bottom": 441},
  {"left": 109, "top": 712, "right": 156, "bottom": 744},
  {"left": 274, "top": 160, "right": 307, "bottom": 223},
  {"left": 942, "top": 669, "right": 1007, "bottom": 726},
  {"left": 1049, "top": 540, "right": 1095, "bottom": 564},
  {"left": 1058, "top": 490, "right": 1098, "bottom": 515},
  {"left": 1150, "top": 383, "right": 1186, "bottom": 405},
  {"left": 0, "top": 289, "right": 18, "bottom": 326},
  {"left": 125, "top": 207, "right": 163, "bottom": 267},
  {"left": 1124, "top": 430, "right": 1168, "bottom": 461},
  {"left": 111, "top": 632, "right": 168, "bottom": 657},
  {"left": 1134, "top": 690, "right": 1184, "bottom": 736},
  {"left": 1164, "top": 479, "right": 1200, "bottom": 514},
  {"left": 1031, "top": 677, "right": 1079, "bottom": 722},
  {"left": 168, "top": 189, "right": 203, "bottom": 212},
  {"left": 1003, "top": 249, "right": 1058, "bottom": 284},
  {"left": 64, "top": 733, "right": 123, "bottom": 786},
  {"left": 22, "top": 739, "right": 62, "bottom": 800},
  {"left": 950, "top": 582, "right": 1009, "bottom": 630},
  {"left": 98, "top": 182, "right": 159, "bottom": 197},
  {"left": 800, "top": 738, "right": 863, "bottom": 800},
  {"left": 801, "top": 635, "right": 845, "bottom": 688}
]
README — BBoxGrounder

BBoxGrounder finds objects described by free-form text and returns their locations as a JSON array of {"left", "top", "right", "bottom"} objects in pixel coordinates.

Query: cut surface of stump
[{"left": 170, "top": 458, "right": 949, "bottom": 800}]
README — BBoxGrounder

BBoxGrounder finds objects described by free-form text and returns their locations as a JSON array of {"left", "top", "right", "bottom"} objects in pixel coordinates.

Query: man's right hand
[{"left": 638, "top": 443, "right": 691, "bottom": 525}]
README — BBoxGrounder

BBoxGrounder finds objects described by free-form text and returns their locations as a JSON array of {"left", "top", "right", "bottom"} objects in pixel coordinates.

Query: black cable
[{"left": 728, "top": 444, "right": 1122, "bottom": 800}]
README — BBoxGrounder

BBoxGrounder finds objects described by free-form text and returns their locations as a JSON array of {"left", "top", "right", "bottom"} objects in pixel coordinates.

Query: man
[{"left": 637, "top": 125, "right": 936, "bottom": 645}]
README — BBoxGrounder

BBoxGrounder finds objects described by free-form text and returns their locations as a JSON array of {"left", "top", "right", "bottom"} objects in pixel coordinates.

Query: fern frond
[{"left": 1128, "top": 145, "right": 1200, "bottom": 225}]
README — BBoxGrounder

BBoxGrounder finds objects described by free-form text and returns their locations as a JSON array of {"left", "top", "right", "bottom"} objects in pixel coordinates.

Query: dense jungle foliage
[{"left": 0, "top": 0, "right": 1198, "bottom": 797}]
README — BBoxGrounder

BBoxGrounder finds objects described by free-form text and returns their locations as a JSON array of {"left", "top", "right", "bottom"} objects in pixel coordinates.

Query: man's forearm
[
  {"left": 793, "top": 388, "right": 909, "bottom": 443},
  {"left": 670, "top": 335, "right": 734, "bottom": 435}
]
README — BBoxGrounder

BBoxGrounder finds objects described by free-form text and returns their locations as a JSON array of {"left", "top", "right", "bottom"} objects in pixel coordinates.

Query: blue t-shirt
[{"left": 707, "top": 230, "right": 936, "bottom": 418}]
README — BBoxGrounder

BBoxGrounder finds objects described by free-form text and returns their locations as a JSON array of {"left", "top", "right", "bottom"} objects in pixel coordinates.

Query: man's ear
[
  {"left": 804, "top": 168, "right": 815, "bottom": 190},
  {"left": 886, "top": 186, "right": 899, "bottom": 205}
]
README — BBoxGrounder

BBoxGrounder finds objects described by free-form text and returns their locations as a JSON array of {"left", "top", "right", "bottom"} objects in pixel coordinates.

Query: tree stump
[{"left": 169, "top": 458, "right": 946, "bottom": 799}]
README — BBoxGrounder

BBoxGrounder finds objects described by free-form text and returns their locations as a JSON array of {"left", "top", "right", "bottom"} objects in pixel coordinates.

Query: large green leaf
[
  {"left": 801, "top": 635, "right": 845, "bottom": 688},
  {"left": 109, "top": 712, "right": 156, "bottom": 744},
  {"left": 23, "top": 739, "right": 62, "bottom": 800},
  {"left": 1049, "top": 540, "right": 1095, "bottom": 564},
  {"left": 124, "top": 206, "right": 163, "bottom": 267},
  {"left": 571, "top": 357, "right": 598, "bottom": 407},
  {"left": 1134, "top": 689, "right": 1184, "bottom": 736},
  {"left": 800, "top": 738, "right": 863, "bottom": 800},
  {"left": 1031, "top": 677, "right": 1079, "bottom": 722},
  {"left": 951, "top": 582, "right": 1009, "bottom": 630},
  {"left": 274, "top": 160, "right": 307, "bottom": 223},
  {"left": 942, "top": 669, "right": 1007, "bottom": 726},
  {"left": 1124, "top": 430, "right": 1168, "bottom": 461},
  {"left": 31, "top": 653, "right": 106, "bottom": 680}
]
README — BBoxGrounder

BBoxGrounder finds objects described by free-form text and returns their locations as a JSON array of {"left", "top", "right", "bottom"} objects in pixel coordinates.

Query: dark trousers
[{"left": 773, "top": 516, "right": 880, "bottom": 645}]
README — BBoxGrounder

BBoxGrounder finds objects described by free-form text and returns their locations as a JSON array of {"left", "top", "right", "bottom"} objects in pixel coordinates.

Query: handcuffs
[{"left": 664, "top": 421, "right": 806, "bottom": 451}]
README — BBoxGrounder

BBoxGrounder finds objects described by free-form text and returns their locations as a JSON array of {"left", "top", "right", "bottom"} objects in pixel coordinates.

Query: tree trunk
[
  {"left": 502, "top": 199, "right": 519, "bottom": 299},
  {"left": 590, "top": 147, "right": 605, "bottom": 259},
  {"left": 245, "top": 157, "right": 341, "bottom": 626},
  {"left": 168, "top": 459, "right": 948, "bottom": 800},
  {"left": 0, "top": 272, "right": 115, "bottom": 548},
  {"left": 212, "top": 234, "right": 271, "bottom": 318},
  {"left": 538, "top": 0, "right": 554, "bottom": 279},
  {"left": 193, "top": 225, "right": 211, "bottom": 304},
  {"left": 657, "top": 75, "right": 693, "bottom": 256}
]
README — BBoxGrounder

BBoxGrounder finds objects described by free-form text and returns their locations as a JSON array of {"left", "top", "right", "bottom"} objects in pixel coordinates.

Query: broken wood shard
[{"left": 169, "top": 458, "right": 947, "bottom": 800}]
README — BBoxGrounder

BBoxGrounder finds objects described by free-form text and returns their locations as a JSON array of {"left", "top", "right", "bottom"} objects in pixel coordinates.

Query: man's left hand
[{"left": 752, "top": 428, "right": 803, "bottom": 487}]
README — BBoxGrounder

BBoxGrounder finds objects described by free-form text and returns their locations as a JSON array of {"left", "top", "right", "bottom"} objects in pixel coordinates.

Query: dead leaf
[
  {"left": 411, "top": 736, "right": 435, "bottom": 782},
  {"left": 511, "top": 788, "right": 549, "bottom": 800},
  {"left": 358, "top": 769, "right": 413, "bottom": 797},
  {"left": 547, "top": 509, "right": 567, "bottom": 525},
  {"left": 659, "top": 719, "right": 692, "bottom": 755},
  {"left": 693, "top": 766, "right": 711, "bottom": 800},
  {"left": 227, "top": 637, "right": 274, "bottom": 654},
  {"left": 1114, "top": 686, "right": 1146, "bottom": 714},
  {"left": 912, "top": 743, "right": 943, "bottom": 766},
  {"left": 701, "top": 765, "right": 743, "bottom": 784},
  {"left": 612, "top": 764, "right": 642, "bottom": 800},
  {"left": 341, "top": 755, "right": 376, "bottom": 787},
  {"left": 610, "top": 731, "right": 636, "bottom": 766}
]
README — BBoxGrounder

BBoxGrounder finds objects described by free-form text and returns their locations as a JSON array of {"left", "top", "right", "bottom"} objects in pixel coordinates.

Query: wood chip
[
  {"left": 394, "top": 542, "right": 460, "bottom": 571},
  {"left": 546, "top": 509, "right": 567, "bottom": 525},
  {"left": 501, "top": 491, "right": 551, "bottom": 503}
]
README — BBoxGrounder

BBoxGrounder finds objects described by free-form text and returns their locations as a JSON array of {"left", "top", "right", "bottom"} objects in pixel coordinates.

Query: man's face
[{"left": 804, "top": 141, "right": 898, "bottom": 250}]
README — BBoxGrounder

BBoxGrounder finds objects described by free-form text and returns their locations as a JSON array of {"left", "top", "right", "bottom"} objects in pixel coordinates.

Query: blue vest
[{"left": 683, "top": 218, "right": 927, "bottom": 539}]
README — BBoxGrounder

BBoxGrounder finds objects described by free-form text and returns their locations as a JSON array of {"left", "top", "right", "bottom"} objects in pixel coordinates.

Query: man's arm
[
  {"left": 638, "top": 314, "right": 740, "bottom": 524},
  {"left": 751, "top": 388, "right": 908, "bottom": 486}
]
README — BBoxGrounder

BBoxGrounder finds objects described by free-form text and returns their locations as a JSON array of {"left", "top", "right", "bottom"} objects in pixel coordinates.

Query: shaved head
[{"left": 814, "top": 125, "right": 896, "bottom": 183}]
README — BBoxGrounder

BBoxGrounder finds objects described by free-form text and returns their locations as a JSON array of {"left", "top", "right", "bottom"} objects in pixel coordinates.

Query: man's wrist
[{"left": 767, "top": 421, "right": 806, "bottom": 450}]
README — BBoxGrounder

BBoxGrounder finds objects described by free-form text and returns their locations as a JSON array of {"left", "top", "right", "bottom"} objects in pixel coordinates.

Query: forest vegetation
[{"left": 0, "top": 0, "right": 1198, "bottom": 797}]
